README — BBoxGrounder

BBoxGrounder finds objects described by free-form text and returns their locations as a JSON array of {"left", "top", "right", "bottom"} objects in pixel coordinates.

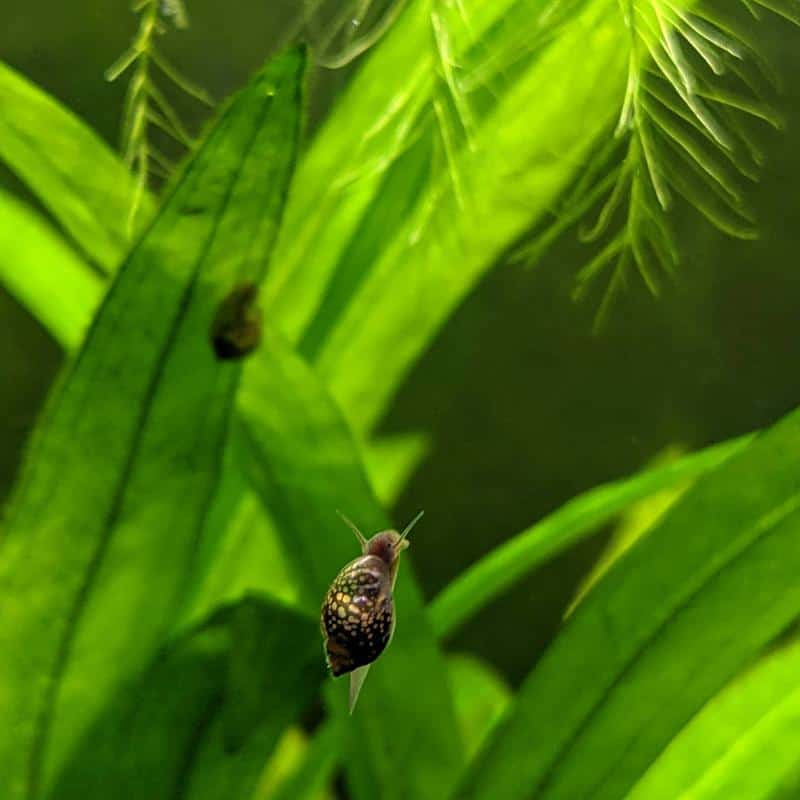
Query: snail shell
[
  {"left": 210, "top": 281, "right": 262, "bottom": 360},
  {"left": 321, "top": 512, "right": 423, "bottom": 679}
]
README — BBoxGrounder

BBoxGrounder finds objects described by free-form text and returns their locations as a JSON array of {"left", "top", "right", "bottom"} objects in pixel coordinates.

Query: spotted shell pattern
[{"left": 321, "top": 554, "right": 394, "bottom": 677}]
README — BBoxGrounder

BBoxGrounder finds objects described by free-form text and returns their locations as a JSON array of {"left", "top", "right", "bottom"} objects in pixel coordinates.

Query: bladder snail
[
  {"left": 209, "top": 281, "right": 262, "bottom": 360},
  {"left": 320, "top": 510, "right": 423, "bottom": 709}
]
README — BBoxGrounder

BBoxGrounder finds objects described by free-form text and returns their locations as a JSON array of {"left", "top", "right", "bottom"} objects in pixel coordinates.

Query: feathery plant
[
  {"left": 514, "top": 0, "right": 799, "bottom": 326},
  {"left": 106, "top": 0, "right": 212, "bottom": 232},
  {"left": 300, "top": 0, "right": 409, "bottom": 67}
]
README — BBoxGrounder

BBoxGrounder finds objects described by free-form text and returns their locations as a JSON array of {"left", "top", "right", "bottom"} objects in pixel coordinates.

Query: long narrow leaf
[
  {"left": 628, "top": 637, "right": 800, "bottom": 800},
  {"left": 0, "top": 47, "right": 304, "bottom": 800},
  {"left": 429, "top": 433, "right": 753, "bottom": 639},
  {"left": 457, "top": 406, "right": 800, "bottom": 800},
  {"left": 263, "top": 0, "right": 625, "bottom": 436},
  {"left": 0, "top": 189, "right": 102, "bottom": 350},
  {"left": 49, "top": 595, "right": 322, "bottom": 800},
  {"left": 0, "top": 61, "right": 154, "bottom": 270},
  {"left": 235, "top": 325, "right": 465, "bottom": 800}
]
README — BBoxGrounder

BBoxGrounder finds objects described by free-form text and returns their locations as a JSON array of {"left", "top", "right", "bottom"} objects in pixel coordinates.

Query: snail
[
  {"left": 210, "top": 281, "right": 262, "bottom": 360},
  {"left": 321, "top": 510, "right": 424, "bottom": 711}
]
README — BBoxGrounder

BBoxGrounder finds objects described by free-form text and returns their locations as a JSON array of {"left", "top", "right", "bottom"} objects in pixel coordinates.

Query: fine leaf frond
[
  {"left": 559, "top": 0, "right": 798, "bottom": 326},
  {"left": 300, "top": 0, "right": 408, "bottom": 68},
  {"left": 107, "top": 0, "right": 211, "bottom": 233}
]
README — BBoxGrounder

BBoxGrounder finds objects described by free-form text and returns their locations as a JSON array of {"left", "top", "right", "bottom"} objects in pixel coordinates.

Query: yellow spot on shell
[
  {"left": 337, "top": 606, "right": 347, "bottom": 619},
  {"left": 342, "top": 594, "right": 351, "bottom": 603}
]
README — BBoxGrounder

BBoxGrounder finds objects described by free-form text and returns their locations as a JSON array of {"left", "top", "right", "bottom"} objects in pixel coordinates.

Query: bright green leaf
[
  {"left": 266, "top": 720, "right": 340, "bottom": 800},
  {"left": 0, "top": 61, "right": 154, "bottom": 271},
  {"left": 0, "top": 188, "right": 103, "bottom": 350},
  {"left": 456, "top": 406, "right": 800, "bottom": 800},
  {"left": 0, "top": 47, "right": 304, "bottom": 800},
  {"left": 448, "top": 654, "right": 511, "bottom": 761},
  {"left": 429, "top": 433, "right": 753, "bottom": 640},
  {"left": 260, "top": 0, "right": 617, "bottom": 436},
  {"left": 629, "top": 636, "right": 800, "bottom": 800}
]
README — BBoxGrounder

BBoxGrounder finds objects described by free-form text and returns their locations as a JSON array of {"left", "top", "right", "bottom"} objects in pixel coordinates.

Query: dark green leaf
[
  {"left": 49, "top": 595, "right": 322, "bottom": 800},
  {"left": 180, "top": 597, "right": 324, "bottom": 800}
]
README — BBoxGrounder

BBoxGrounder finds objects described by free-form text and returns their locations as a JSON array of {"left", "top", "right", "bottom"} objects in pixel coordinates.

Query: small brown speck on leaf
[{"left": 210, "top": 281, "right": 262, "bottom": 360}]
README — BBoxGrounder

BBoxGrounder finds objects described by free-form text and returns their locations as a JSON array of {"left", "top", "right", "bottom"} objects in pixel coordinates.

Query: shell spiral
[{"left": 321, "top": 554, "right": 394, "bottom": 677}]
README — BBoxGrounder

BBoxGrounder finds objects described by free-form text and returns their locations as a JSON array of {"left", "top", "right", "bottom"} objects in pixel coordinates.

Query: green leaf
[
  {"left": 0, "top": 47, "right": 305, "bottom": 800},
  {"left": 235, "top": 325, "right": 465, "bottom": 800},
  {"left": 0, "top": 189, "right": 103, "bottom": 350},
  {"left": 429, "top": 433, "right": 753, "bottom": 640},
  {"left": 0, "top": 61, "right": 153, "bottom": 271},
  {"left": 448, "top": 654, "right": 511, "bottom": 761},
  {"left": 265, "top": 0, "right": 627, "bottom": 434},
  {"left": 628, "top": 636, "right": 800, "bottom": 800},
  {"left": 174, "top": 442, "right": 300, "bottom": 634},
  {"left": 179, "top": 597, "right": 324, "bottom": 800},
  {"left": 456, "top": 405, "right": 800, "bottom": 800},
  {"left": 48, "top": 595, "right": 322, "bottom": 800},
  {"left": 362, "top": 431, "right": 431, "bottom": 507},
  {"left": 267, "top": 720, "right": 341, "bottom": 800}
]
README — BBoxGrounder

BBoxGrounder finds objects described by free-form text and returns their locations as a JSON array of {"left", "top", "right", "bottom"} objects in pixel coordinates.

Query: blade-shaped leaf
[
  {"left": 268, "top": 719, "right": 341, "bottom": 800},
  {"left": 0, "top": 189, "right": 102, "bottom": 350},
  {"left": 0, "top": 47, "right": 304, "bottom": 800},
  {"left": 429, "top": 433, "right": 752, "bottom": 640},
  {"left": 180, "top": 597, "right": 324, "bottom": 800},
  {"left": 265, "top": 0, "right": 627, "bottom": 435},
  {"left": 448, "top": 654, "right": 511, "bottom": 761},
  {"left": 0, "top": 61, "right": 154, "bottom": 270},
  {"left": 49, "top": 595, "right": 322, "bottom": 800},
  {"left": 456, "top": 405, "right": 800, "bottom": 800},
  {"left": 235, "top": 325, "right": 465, "bottom": 800},
  {"left": 629, "top": 636, "right": 800, "bottom": 800}
]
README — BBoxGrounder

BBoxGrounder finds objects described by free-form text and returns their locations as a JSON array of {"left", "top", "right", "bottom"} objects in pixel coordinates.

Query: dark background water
[{"left": 3, "top": 0, "right": 800, "bottom": 684}]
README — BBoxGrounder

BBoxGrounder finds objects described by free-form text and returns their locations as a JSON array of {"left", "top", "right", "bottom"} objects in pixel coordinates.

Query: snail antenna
[
  {"left": 398, "top": 510, "right": 424, "bottom": 543},
  {"left": 337, "top": 510, "right": 368, "bottom": 549}
]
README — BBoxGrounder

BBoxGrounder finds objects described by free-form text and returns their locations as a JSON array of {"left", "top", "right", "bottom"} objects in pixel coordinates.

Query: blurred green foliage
[{"left": 1, "top": 1, "right": 800, "bottom": 798}]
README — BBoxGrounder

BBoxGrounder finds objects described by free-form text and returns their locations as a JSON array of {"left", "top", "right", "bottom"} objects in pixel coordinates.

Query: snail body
[{"left": 321, "top": 512, "right": 423, "bottom": 693}]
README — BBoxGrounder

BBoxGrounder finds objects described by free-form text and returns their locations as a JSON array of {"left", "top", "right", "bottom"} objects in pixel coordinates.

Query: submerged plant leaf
[
  {"left": 0, "top": 47, "right": 304, "bottom": 800},
  {"left": 0, "top": 61, "right": 154, "bottom": 270},
  {"left": 49, "top": 595, "right": 322, "bottom": 800},
  {"left": 0, "top": 189, "right": 102, "bottom": 350},
  {"left": 447, "top": 654, "right": 511, "bottom": 761},
  {"left": 429, "top": 432, "right": 752, "bottom": 639},
  {"left": 267, "top": 719, "right": 341, "bottom": 800},
  {"left": 266, "top": 0, "right": 628, "bottom": 435},
  {"left": 235, "top": 325, "right": 466, "bottom": 800},
  {"left": 628, "top": 635, "right": 800, "bottom": 800},
  {"left": 179, "top": 597, "right": 323, "bottom": 800},
  {"left": 457, "top": 405, "right": 800, "bottom": 800}
]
